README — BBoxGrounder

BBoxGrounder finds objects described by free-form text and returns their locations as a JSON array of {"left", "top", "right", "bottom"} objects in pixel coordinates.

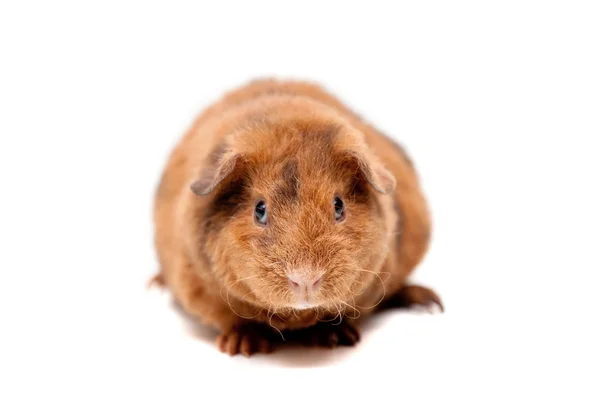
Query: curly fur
[{"left": 153, "top": 78, "right": 433, "bottom": 336}]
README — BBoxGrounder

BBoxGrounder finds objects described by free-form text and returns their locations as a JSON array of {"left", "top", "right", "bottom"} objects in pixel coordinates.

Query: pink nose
[{"left": 287, "top": 273, "right": 323, "bottom": 294}]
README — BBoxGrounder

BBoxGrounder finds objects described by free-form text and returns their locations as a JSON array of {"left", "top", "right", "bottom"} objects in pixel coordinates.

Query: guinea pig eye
[
  {"left": 254, "top": 200, "right": 267, "bottom": 225},
  {"left": 334, "top": 196, "right": 345, "bottom": 222}
]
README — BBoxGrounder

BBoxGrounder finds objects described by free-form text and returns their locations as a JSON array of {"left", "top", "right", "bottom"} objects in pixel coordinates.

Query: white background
[{"left": 1, "top": 1, "right": 599, "bottom": 399}]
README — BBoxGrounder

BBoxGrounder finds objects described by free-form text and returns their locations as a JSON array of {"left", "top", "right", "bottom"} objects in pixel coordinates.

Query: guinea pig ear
[
  {"left": 349, "top": 150, "right": 396, "bottom": 194},
  {"left": 190, "top": 147, "right": 241, "bottom": 196}
]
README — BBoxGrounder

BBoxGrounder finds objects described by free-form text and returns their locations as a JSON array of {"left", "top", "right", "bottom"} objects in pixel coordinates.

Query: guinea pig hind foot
[{"left": 378, "top": 284, "right": 444, "bottom": 314}]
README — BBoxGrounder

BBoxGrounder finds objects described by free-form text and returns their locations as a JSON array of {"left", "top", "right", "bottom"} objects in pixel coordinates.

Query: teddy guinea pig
[{"left": 152, "top": 79, "right": 442, "bottom": 356}]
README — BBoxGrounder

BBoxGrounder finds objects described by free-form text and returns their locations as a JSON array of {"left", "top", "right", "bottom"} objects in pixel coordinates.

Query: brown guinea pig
[{"left": 152, "top": 78, "right": 442, "bottom": 356}]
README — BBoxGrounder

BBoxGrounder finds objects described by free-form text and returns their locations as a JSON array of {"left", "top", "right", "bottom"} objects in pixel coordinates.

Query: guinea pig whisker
[
  {"left": 340, "top": 300, "right": 361, "bottom": 319},
  {"left": 339, "top": 281, "right": 361, "bottom": 301},
  {"left": 331, "top": 286, "right": 362, "bottom": 321},
  {"left": 317, "top": 311, "right": 343, "bottom": 323},
  {"left": 219, "top": 274, "right": 262, "bottom": 320},
  {"left": 354, "top": 269, "right": 388, "bottom": 310},
  {"left": 353, "top": 280, "right": 368, "bottom": 297},
  {"left": 290, "top": 307, "right": 299, "bottom": 318},
  {"left": 331, "top": 300, "right": 344, "bottom": 326},
  {"left": 335, "top": 284, "right": 359, "bottom": 318},
  {"left": 219, "top": 274, "right": 259, "bottom": 300},
  {"left": 238, "top": 289, "right": 259, "bottom": 306},
  {"left": 331, "top": 286, "right": 346, "bottom": 306},
  {"left": 265, "top": 260, "right": 284, "bottom": 268},
  {"left": 352, "top": 294, "right": 359, "bottom": 318},
  {"left": 355, "top": 268, "right": 392, "bottom": 284},
  {"left": 221, "top": 275, "right": 259, "bottom": 305},
  {"left": 224, "top": 301, "right": 261, "bottom": 320},
  {"left": 267, "top": 308, "right": 285, "bottom": 342},
  {"left": 343, "top": 276, "right": 368, "bottom": 298},
  {"left": 266, "top": 283, "right": 285, "bottom": 309},
  {"left": 337, "top": 264, "right": 375, "bottom": 297}
]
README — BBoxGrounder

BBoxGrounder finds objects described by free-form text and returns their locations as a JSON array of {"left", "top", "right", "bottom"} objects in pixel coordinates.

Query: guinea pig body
[{"left": 153, "top": 79, "right": 442, "bottom": 355}]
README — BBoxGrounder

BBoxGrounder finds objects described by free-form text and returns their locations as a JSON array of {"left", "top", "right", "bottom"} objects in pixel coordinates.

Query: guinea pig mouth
[{"left": 293, "top": 302, "right": 316, "bottom": 310}]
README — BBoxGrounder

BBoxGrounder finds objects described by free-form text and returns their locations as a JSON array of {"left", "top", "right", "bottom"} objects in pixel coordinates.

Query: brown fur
[{"left": 153, "top": 79, "right": 441, "bottom": 356}]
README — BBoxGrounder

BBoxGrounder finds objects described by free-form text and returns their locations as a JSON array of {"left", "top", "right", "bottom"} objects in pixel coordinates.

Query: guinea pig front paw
[
  {"left": 217, "top": 324, "right": 279, "bottom": 357},
  {"left": 290, "top": 320, "right": 361, "bottom": 348}
]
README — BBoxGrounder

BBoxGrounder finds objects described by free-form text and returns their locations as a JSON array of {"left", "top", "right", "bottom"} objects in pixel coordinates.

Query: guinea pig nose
[{"left": 287, "top": 273, "right": 323, "bottom": 293}]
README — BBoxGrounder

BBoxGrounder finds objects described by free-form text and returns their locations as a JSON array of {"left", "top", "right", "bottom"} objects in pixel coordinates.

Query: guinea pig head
[{"left": 190, "top": 120, "right": 396, "bottom": 313}]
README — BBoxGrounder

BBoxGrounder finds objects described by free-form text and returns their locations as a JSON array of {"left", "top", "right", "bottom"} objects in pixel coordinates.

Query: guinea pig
[{"left": 152, "top": 78, "right": 442, "bottom": 356}]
